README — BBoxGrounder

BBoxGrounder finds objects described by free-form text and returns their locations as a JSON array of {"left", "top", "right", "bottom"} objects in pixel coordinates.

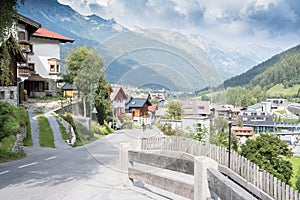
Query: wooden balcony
[
  {"left": 18, "top": 66, "right": 30, "bottom": 77},
  {"left": 19, "top": 40, "right": 32, "bottom": 53}
]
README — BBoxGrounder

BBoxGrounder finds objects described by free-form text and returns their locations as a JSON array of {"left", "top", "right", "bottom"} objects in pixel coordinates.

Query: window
[
  {"left": 48, "top": 58, "right": 60, "bottom": 74},
  {"left": 28, "top": 63, "right": 35, "bottom": 72},
  {"left": 18, "top": 31, "right": 25, "bottom": 40},
  {"left": 50, "top": 65, "right": 55, "bottom": 72},
  {"left": 0, "top": 91, "right": 4, "bottom": 99},
  {"left": 44, "top": 82, "right": 49, "bottom": 90},
  {"left": 29, "top": 43, "right": 33, "bottom": 54},
  {"left": 10, "top": 91, "right": 14, "bottom": 99}
]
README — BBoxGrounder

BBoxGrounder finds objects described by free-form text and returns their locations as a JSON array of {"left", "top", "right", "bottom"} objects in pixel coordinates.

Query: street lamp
[{"left": 228, "top": 110, "right": 232, "bottom": 168}]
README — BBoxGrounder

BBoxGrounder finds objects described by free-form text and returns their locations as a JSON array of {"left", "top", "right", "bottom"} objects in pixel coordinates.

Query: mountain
[
  {"left": 18, "top": 0, "right": 124, "bottom": 45},
  {"left": 17, "top": 0, "right": 125, "bottom": 72},
  {"left": 224, "top": 44, "right": 300, "bottom": 89},
  {"left": 17, "top": 0, "right": 281, "bottom": 91}
]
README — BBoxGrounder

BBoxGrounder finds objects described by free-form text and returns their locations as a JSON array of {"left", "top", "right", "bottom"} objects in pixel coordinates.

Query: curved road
[{"left": 0, "top": 129, "right": 168, "bottom": 200}]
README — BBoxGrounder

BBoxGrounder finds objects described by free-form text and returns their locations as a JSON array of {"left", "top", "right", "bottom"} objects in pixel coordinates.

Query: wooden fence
[{"left": 140, "top": 136, "right": 300, "bottom": 200}]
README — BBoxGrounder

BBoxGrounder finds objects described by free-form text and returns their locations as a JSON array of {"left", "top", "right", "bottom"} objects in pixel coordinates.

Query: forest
[{"left": 224, "top": 44, "right": 300, "bottom": 90}]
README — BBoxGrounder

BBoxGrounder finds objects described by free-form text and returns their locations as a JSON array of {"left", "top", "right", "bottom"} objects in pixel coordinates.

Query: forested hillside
[{"left": 224, "top": 44, "right": 300, "bottom": 89}]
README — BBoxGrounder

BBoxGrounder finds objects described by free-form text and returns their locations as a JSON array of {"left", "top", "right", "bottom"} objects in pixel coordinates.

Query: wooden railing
[{"left": 140, "top": 136, "right": 300, "bottom": 200}]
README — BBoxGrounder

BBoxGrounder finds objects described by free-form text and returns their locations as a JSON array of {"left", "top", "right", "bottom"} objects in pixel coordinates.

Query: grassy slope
[{"left": 267, "top": 84, "right": 300, "bottom": 97}]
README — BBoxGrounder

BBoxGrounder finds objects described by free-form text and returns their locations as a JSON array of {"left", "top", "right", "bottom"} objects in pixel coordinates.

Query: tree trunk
[{"left": 83, "top": 95, "right": 87, "bottom": 117}]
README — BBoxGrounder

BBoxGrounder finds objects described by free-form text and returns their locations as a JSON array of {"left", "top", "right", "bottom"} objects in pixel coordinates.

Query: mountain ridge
[
  {"left": 17, "top": 0, "right": 282, "bottom": 91},
  {"left": 223, "top": 44, "right": 300, "bottom": 89}
]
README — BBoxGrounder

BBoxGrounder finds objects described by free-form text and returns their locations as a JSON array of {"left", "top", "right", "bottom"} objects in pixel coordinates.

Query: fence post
[
  {"left": 194, "top": 156, "right": 218, "bottom": 200},
  {"left": 120, "top": 142, "right": 133, "bottom": 186}
]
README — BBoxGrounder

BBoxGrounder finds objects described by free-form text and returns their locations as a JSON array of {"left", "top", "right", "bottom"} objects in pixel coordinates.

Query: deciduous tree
[
  {"left": 0, "top": 0, "right": 25, "bottom": 85},
  {"left": 241, "top": 134, "right": 293, "bottom": 184},
  {"left": 165, "top": 101, "right": 181, "bottom": 120}
]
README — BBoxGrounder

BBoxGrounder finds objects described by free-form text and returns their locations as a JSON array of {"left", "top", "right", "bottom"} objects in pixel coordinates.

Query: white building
[{"left": 28, "top": 28, "right": 74, "bottom": 96}]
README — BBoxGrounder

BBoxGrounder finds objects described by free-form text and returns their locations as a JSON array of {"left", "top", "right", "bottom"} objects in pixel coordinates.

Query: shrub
[{"left": 0, "top": 101, "right": 29, "bottom": 141}]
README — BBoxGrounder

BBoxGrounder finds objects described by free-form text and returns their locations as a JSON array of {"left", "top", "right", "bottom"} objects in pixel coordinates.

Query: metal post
[{"left": 228, "top": 110, "right": 232, "bottom": 168}]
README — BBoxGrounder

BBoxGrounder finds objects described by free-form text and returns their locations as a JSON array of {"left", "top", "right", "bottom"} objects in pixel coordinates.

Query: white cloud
[{"left": 58, "top": 0, "right": 300, "bottom": 49}]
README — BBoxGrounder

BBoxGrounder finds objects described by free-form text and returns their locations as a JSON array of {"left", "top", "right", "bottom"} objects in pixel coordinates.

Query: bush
[
  {"left": 121, "top": 121, "right": 133, "bottom": 129},
  {"left": 0, "top": 101, "right": 29, "bottom": 141},
  {"left": 92, "top": 122, "right": 103, "bottom": 135},
  {"left": 59, "top": 113, "right": 82, "bottom": 145}
]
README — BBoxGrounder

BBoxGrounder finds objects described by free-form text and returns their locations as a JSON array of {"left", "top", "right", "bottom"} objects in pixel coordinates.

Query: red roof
[
  {"left": 32, "top": 28, "right": 74, "bottom": 43},
  {"left": 232, "top": 126, "right": 254, "bottom": 136}
]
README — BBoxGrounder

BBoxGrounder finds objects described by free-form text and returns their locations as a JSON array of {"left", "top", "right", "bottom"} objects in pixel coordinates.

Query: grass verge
[
  {"left": 58, "top": 113, "right": 110, "bottom": 146},
  {"left": 290, "top": 156, "right": 300, "bottom": 188},
  {"left": 0, "top": 135, "right": 26, "bottom": 163},
  {"left": 55, "top": 118, "right": 69, "bottom": 140},
  {"left": 37, "top": 115, "right": 55, "bottom": 148}
]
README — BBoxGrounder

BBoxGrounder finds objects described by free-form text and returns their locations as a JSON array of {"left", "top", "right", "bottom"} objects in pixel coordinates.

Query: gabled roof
[
  {"left": 61, "top": 83, "right": 78, "bottom": 90},
  {"left": 110, "top": 86, "right": 126, "bottom": 101},
  {"left": 26, "top": 74, "right": 47, "bottom": 82},
  {"left": 126, "top": 97, "right": 152, "bottom": 109},
  {"left": 32, "top": 28, "right": 74, "bottom": 43},
  {"left": 17, "top": 14, "right": 41, "bottom": 36}
]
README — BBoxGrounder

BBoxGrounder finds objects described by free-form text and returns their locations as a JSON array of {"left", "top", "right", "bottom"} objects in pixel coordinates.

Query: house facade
[
  {"left": 125, "top": 97, "right": 152, "bottom": 125},
  {"left": 0, "top": 14, "right": 40, "bottom": 106},
  {"left": 27, "top": 27, "right": 74, "bottom": 96},
  {"left": 110, "top": 86, "right": 127, "bottom": 117},
  {"left": 232, "top": 126, "right": 255, "bottom": 144},
  {"left": 179, "top": 100, "right": 210, "bottom": 117}
]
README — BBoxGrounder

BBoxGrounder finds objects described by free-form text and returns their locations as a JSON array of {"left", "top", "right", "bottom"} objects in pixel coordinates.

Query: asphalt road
[{"left": 0, "top": 129, "right": 164, "bottom": 200}]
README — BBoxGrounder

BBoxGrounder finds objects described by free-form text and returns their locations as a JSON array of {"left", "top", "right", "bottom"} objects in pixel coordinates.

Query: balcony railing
[
  {"left": 19, "top": 40, "right": 32, "bottom": 53},
  {"left": 18, "top": 67, "right": 30, "bottom": 77}
]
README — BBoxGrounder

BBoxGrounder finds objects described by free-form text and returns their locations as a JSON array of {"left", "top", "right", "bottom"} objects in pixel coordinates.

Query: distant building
[
  {"left": 61, "top": 83, "right": 78, "bottom": 98},
  {"left": 110, "top": 86, "right": 127, "bottom": 117},
  {"left": 212, "top": 104, "right": 244, "bottom": 121},
  {"left": 232, "top": 126, "right": 255, "bottom": 144},
  {"left": 125, "top": 97, "right": 152, "bottom": 125},
  {"left": 179, "top": 100, "right": 210, "bottom": 117}
]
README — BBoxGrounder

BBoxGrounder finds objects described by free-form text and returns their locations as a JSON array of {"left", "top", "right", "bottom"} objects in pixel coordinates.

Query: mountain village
[{"left": 1, "top": 5, "right": 300, "bottom": 200}]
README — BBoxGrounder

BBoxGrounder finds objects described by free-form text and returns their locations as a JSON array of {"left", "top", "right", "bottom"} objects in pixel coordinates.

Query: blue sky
[{"left": 58, "top": 0, "right": 300, "bottom": 50}]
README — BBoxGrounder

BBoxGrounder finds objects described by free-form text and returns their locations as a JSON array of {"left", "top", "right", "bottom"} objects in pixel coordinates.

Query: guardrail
[
  {"left": 120, "top": 143, "right": 258, "bottom": 200},
  {"left": 139, "top": 136, "right": 300, "bottom": 200}
]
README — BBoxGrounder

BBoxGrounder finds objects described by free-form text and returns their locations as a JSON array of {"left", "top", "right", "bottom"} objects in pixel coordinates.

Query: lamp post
[
  {"left": 89, "top": 82, "right": 93, "bottom": 130},
  {"left": 228, "top": 110, "right": 232, "bottom": 168}
]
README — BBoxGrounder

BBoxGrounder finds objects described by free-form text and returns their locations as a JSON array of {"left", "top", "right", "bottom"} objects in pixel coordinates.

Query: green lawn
[
  {"left": 267, "top": 84, "right": 300, "bottom": 97},
  {"left": 290, "top": 156, "right": 300, "bottom": 188},
  {"left": 37, "top": 115, "right": 55, "bottom": 148}
]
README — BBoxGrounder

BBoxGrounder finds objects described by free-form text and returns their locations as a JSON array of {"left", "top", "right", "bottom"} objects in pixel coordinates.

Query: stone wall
[
  {"left": 12, "top": 125, "right": 27, "bottom": 153},
  {"left": 56, "top": 116, "right": 76, "bottom": 146},
  {"left": 0, "top": 86, "right": 18, "bottom": 106}
]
